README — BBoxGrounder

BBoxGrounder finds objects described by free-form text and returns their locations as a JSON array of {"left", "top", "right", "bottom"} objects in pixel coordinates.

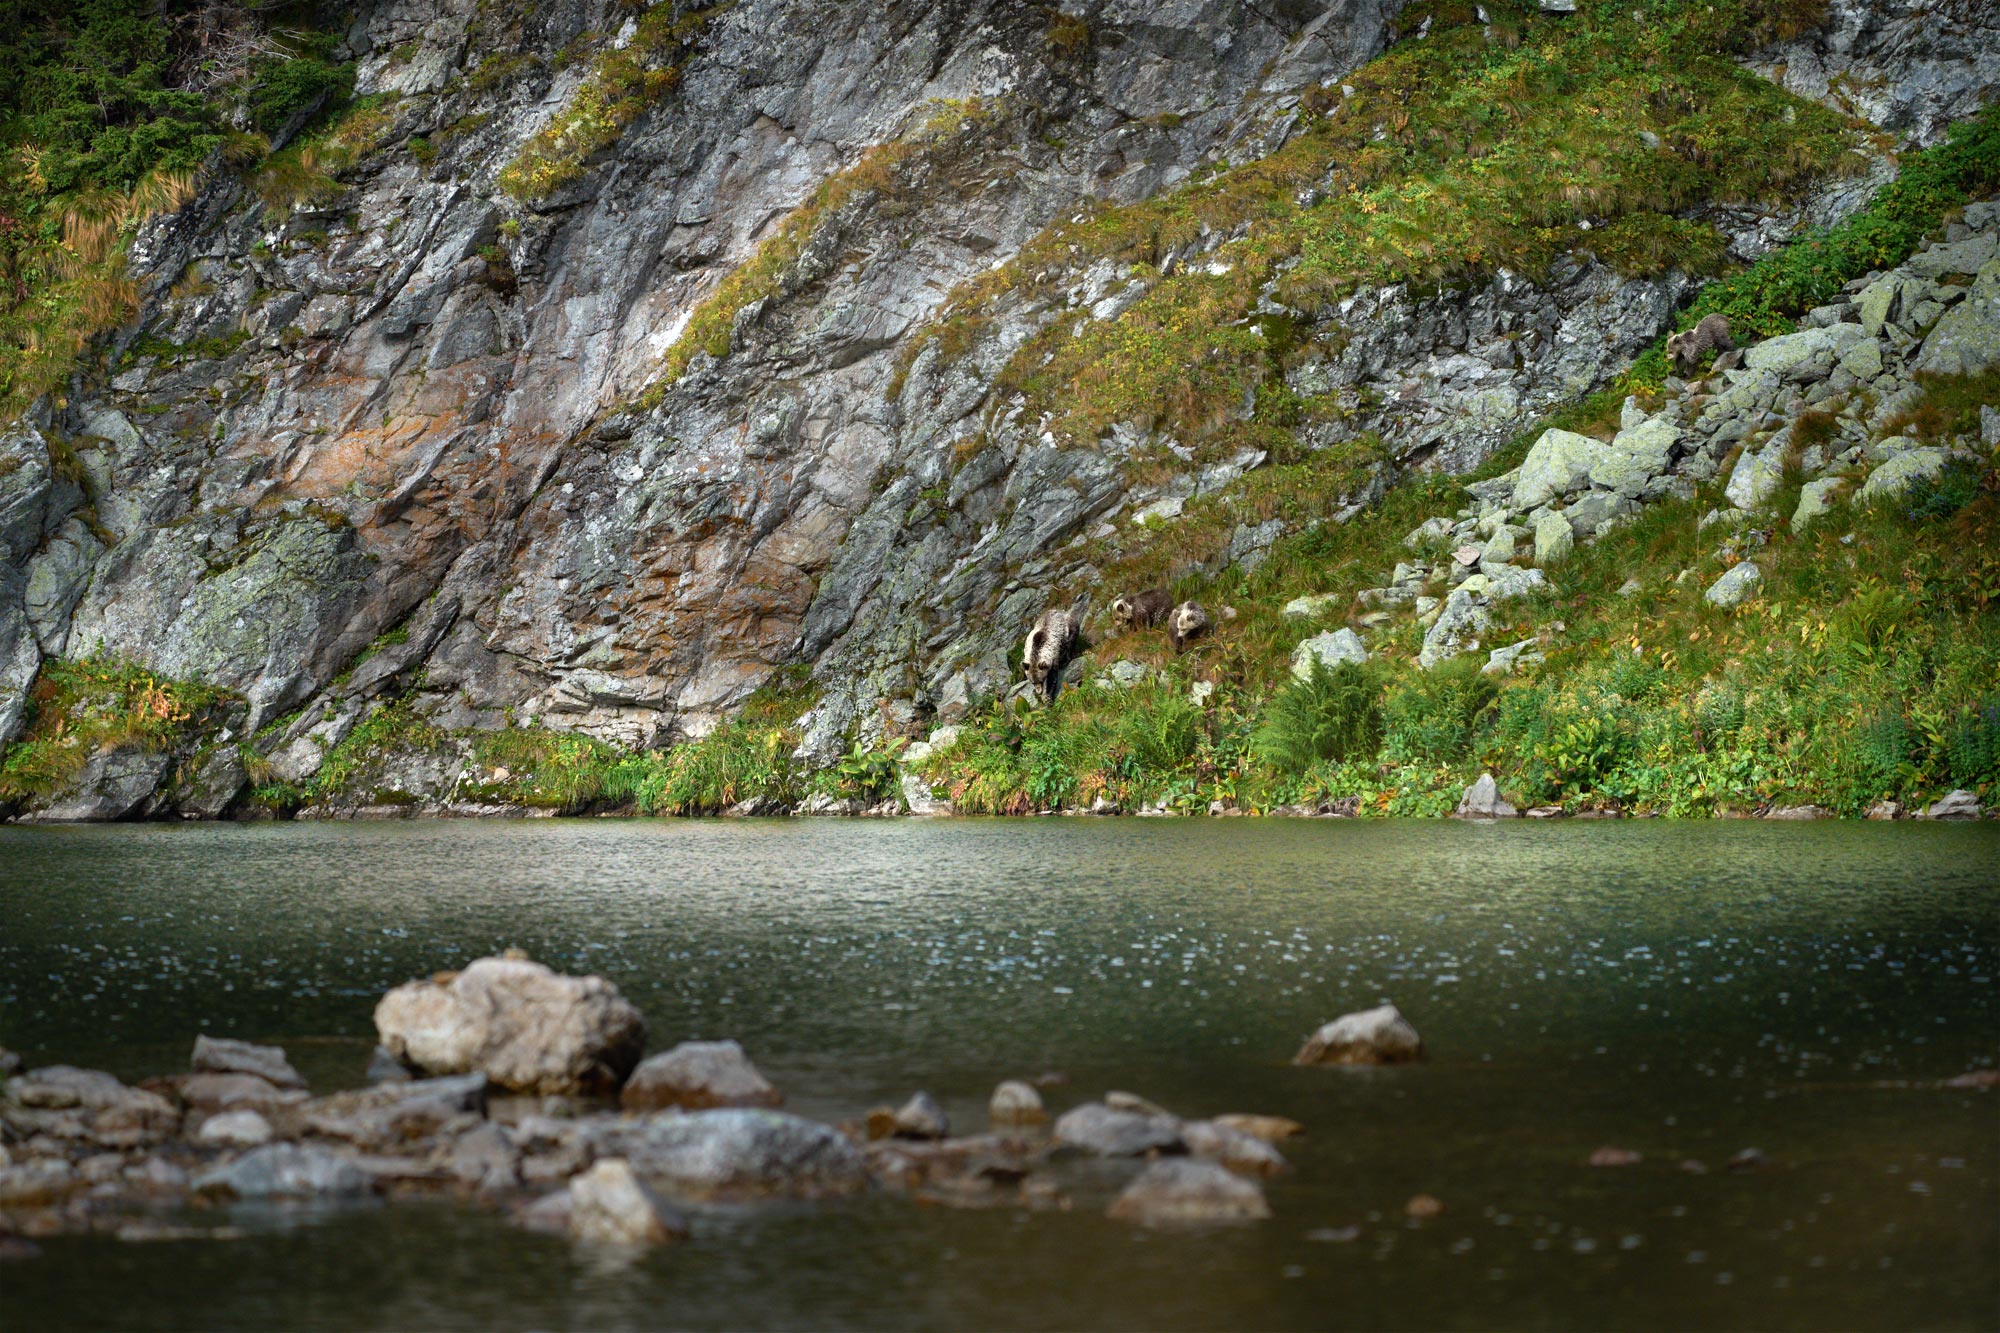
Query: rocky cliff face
[{"left": 0, "top": 0, "right": 1994, "bottom": 812}]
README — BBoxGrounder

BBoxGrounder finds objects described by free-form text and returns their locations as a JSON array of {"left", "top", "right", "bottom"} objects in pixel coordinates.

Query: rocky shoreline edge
[{"left": 3, "top": 957, "right": 1450, "bottom": 1258}]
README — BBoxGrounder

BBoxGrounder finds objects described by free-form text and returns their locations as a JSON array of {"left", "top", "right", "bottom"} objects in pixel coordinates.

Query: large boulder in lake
[
  {"left": 1293, "top": 1003, "right": 1426, "bottom": 1066},
  {"left": 607, "top": 1108, "right": 871, "bottom": 1200},
  {"left": 373, "top": 956, "right": 646, "bottom": 1096},
  {"left": 620, "top": 1040, "right": 782, "bottom": 1111},
  {"left": 1107, "top": 1159, "right": 1271, "bottom": 1226}
]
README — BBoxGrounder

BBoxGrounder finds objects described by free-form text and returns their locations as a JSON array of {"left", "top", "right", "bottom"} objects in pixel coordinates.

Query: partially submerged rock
[
  {"left": 606, "top": 1109, "right": 871, "bottom": 1200},
  {"left": 988, "top": 1080, "right": 1047, "bottom": 1128},
  {"left": 194, "top": 1144, "right": 372, "bottom": 1199},
  {"left": 1107, "top": 1159, "right": 1271, "bottom": 1227},
  {"left": 1293, "top": 1003, "right": 1426, "bottom": 1066},
  {"left": 1051, "top": 1103, "right": 1183, "bottom": 1157},
  {"left": 374, "top": 955, "right": 646, "bottom": 1096},
  {"left": 891, "top": 1091, "right": 950, "bottom": 1140},
  {"left": 196, "top": 1110, "right": 275, "bottom": 1148},
  {"left": 568, "top": 1158, "right": 688, "bottom": 1246},
  {"left": 1178, "top": 1120, "right": 1290, "bottom": 1178},
  {"left": 190, "top": 1036, "right": 307, "bottom": 1090},
  {"left": 620, "top": 1040, "right": 782, "bottom": 1111}
]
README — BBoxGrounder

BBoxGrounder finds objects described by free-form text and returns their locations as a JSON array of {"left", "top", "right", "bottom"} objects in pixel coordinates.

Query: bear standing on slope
[
  {"left": 1666, "top": 313, "right": 1735, "bottom": 376},
  {"left": 1022, "top": 606, "right": 1082, "bottom": 700},
  {"left": 1167, "top": 601, "right": 1211, "bottom": 655},
  {"left": 1111, "top": 587, "right": 1173, "bottom": 631}
]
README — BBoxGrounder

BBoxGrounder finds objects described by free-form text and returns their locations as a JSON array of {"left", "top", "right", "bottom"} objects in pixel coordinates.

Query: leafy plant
[{"left": 1256, "top": 660, "right": 1382, "bottom": 774}]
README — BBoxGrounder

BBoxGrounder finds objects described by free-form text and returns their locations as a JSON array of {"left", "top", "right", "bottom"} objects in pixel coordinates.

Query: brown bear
[
  {"left": 1666, "top": 313, "right": 1735, "bottom": 377},
  {"left": 1167, "top": 601, "right": 1211, "bottom": 655},
  {"left": 1022, "top": 606, "right": 1081, "bottom": 700},
  {"left": 1111, "top": 587, "right": 1173, "bottom": 631}
]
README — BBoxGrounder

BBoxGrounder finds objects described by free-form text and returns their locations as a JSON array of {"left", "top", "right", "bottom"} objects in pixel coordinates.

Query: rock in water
[
  {"left": 1179, "top": 1120, "right": 1290, "bottom": 1177},
  {"left": 373, "top": 955, "right": 646, "bottom": 1095},
  {"left": 607, "top": 1109, "right": 871, "bottom": 1200},
  {"left": 196, "top": 1110, "right": 274, "bottom": 1148},
  {"left": 1107, "top": 1159, "right": 1272, "bottom": 1226},
  {"left": 1455, "top": 773, "right": 1516, "bottom": 819},
  {"left": 620, "top": 1040, "right": 783, "bottom": 1111},
  {"left": 987, "top": 1080, "right": 1047, "bottom": 1128},
  {"left": 892, "top": 1091, "right": 950, "bottom": 1140},
  {"left": 194, "top": 1144, "right": 371, "bottom": 1199},
  {"left": 568, "top": 1159, "right": 688, "bottom": 1246},
  {"left": 190, "top": 1035, "right": 307, "bottom": 1090},
  {"left": 1293, "top": 1003, "right": 1426, "bottom": 1066},
  {"left": 1051, "top": 1103, "right": 1184, "bottom": 1156},
  {"left": 1210, "top": 1113, "right": 1303, "bottom": 1143}
]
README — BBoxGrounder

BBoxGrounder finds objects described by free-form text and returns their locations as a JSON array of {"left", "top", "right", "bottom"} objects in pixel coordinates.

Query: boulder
[
  {"left": 1591, "top": 418, "right": 1678, "bottom": 497},
  {"left": 1051, "top": 1103, "right": 1183, "bottom": 1156},
  {"left": 374, "top": 955, "right": 646, "bottom": 1096},
  {"left": 1290, "top": 628, "right": 1368, "bottom": 679},
  {"left": 3, "top": 1065, "right": 179, "bottom": 1144},
  {"left": 194, "top": 1144, "right": 371, "bottom": 1199},
  {"left": 1106, "top": 1159, "right": 1271, "bottom": 1227},
  {"left": 620, "top": 1040, "right": 782, "bottom": 1111},
  {"left": 1281, "top": 593, "right": 1343, "bottom": 619},
  {"left": 568, "top": 1158, "right": 688, "bottom": 1246},
  {"left": 1724, "top": 441, "right": 1784, "bottom": 511},
  {"left": 190, "top": 1037, "right": 307, "bottom": 1090},
  {"left": 178, "top": 1072, "right": 307, "bottom": 1112},
  {"left": 1858, "top": 447, "right": 1948, "bottom": 503},
  {"left": 1704, "top": 562, "right": 1761, "bottom": 609},
  {"left": 1293, "top": 1003, "right": 1426, "bottom": 1066},
  {"left": 1913, "top": 260, "right": 2000, "bottom": 376},
  {"left": 1418, "top": 588, "right": 1491, "bottom": 670},
  {"left": 892, "top": 1091, "right": 950, "bottom": 1140},
  {"left": 1532, "top": 512, "right": 1574, "bottom": 565},
  {"left": 0, "top": 1159, "right": 80, "bottom": 1207},
  {"left": 988, "top": 1080, "right": 1047, "bottom": 1128},
  {"left": 1210, "top": 1114, "right": 1303, "bottom": 1143},
  {"left": 608, "top": 1108, "right": 870, "bottom": 1199},
  {"left": 1178, "top": 1120, "right": 1290, "bottom": 1177},
  {"left": 1791, "top": 478, "right": 1842, "bottom": 533},
  {"left": 1923, "top": 790, "right": 1982, "bottom": 820},
  {"left": 1455, "top": 773, "right": 1516, "bottom": 819},
  {"left": 196, "top": 1109, "right": 274, "bottom": 1147},
  {"left": 1838, "top": 336, "right": 1884, "bottom": 382},
  {"left": 1743, "top": 324, "right": 1865, "bottom": 382},
  {"left": 302, "top": 1073, "right": 489, "bottom": 1147},
  {"left": 1513, "top": 429, "right": 1612, "bottom": 509}
]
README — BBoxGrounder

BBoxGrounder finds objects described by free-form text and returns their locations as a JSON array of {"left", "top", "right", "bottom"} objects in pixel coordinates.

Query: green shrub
[
  {"left": 1256, "top": 660, "right": 1382, "bottom": 774},
  {"left": 1118, "top": 690, "right": 1205, "bottom": 772},
  {"left": 1902, "top": 461, "right": 1986, "bottom": 524},
  {"left": 1382, "top": 657, "right": 1496, "bottom": 764},
  {"left": 1939, "top": 698, "right": 2000, "bottom": 791},
  {"left": 246, "top": 55, "right": 354, "bottom": 136}
]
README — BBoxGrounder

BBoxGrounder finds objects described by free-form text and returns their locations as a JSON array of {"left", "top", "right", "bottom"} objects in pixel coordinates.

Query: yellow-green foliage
[
  {"left": 497, "top": 3, "right": 726, "bottom": 203},
  {"left": 0, "top": 163, "right": 198, "bottom": 420},
  {"left": 639, "top": 98, "right": 998, "bottom": 398},
  {"left": 0, "top": 657, "right": 230, "bottom": 801},
  {"left": 929, "top": 434, "right": 2000, "bottom": 817},
  {"left": 898, "top": 0, "right": 1857, "bottom": 447}
]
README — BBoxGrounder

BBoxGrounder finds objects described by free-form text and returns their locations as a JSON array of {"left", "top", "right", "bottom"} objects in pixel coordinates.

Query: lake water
[{"left": 2, "top": 819, "right": 1997, "bottom": 1331}]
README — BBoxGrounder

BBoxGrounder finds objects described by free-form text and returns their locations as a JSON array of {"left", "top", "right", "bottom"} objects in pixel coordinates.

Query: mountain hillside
[{"left": 0, "top": 0, "right": 1995, "bottom": 820}]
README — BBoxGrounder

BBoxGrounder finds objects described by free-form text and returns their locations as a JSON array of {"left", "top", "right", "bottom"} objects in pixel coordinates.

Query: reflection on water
[{"left": 2, "top": 819, "right": 1997, "bottom": 1331}]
